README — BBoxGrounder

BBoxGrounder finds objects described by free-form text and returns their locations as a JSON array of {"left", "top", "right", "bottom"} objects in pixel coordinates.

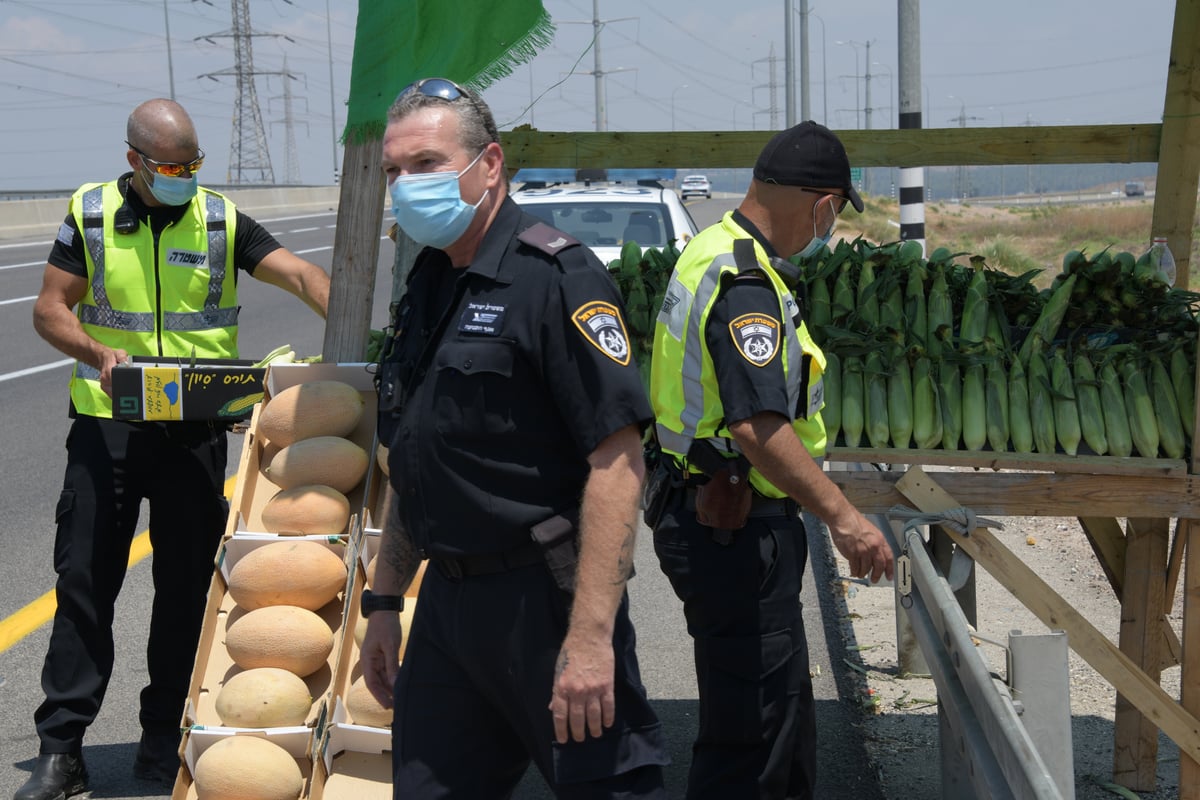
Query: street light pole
[
  {"left": 671, "top": 85, "right": 689, "bottom": 132},
  {"left": 162, "top": 0, "right": 175, "bottom": 100},
  {"left": 836, "top": 40, "right": 862, "bottom": 129},
  {"left": 808, "top": 11, "right": 828, "bottom": 125}
]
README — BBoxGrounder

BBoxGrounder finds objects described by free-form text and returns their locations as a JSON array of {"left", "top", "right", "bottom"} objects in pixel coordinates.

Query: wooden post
[
  {"left": 1184, "top": 519, "right": 1200, "bottom": 798},
  {"left": 1113, "top": 518, "right": 1169, "bottom": 791},
  {"left": 321, "top": 138, "right": 386, "bottom": 363},
  {"left": 1150, "top": 0, "right": 1200, "bottom": 289}
]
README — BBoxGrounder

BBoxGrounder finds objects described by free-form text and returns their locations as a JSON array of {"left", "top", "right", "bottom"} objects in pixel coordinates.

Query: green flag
[{"left": 344, "top": 0, "right": 554, "bottom": 143}]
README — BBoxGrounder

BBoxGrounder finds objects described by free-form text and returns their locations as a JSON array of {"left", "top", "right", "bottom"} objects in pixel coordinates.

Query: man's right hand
[
  {"left": 827, "top": 507, "right": 894, "bottom": 583},
  {"left": 98, "top": 347, "right": 128, "bottom": 398},
  {"left": 360, "top": 612, "right": 404, "bottom": 709}
]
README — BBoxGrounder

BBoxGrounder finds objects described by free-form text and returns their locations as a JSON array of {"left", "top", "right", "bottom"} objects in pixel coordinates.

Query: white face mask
[{"left": 388, "top": 149, "right": 486, "bottom": 248}]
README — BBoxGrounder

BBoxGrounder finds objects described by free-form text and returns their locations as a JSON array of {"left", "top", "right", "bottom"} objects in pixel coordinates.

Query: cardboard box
[
  {"left": 223, "top": 363, "right": 383, "bottom": 540},
  {"left": 112, "top": 356, "right": 265, "bottom": 422},
  {"left": 182, "top": 536, "right": 352, "bottom": 732},
  {"left": 171, "top": 727, "right": 313, "bottom": 800}
]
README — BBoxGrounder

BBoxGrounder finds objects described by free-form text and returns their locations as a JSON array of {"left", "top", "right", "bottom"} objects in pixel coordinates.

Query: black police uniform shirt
[
  {"left": 382, "top": 196, "right": 652, "bottom": 558},
  {"left": 47, "top": 172, "right": 285, "bottom": 280},
  {"left": 705, "top": 210, "right": 801, "bottom": 427}
]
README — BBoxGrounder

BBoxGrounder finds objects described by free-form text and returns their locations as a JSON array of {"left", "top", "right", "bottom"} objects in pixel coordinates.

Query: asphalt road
[{"left": 0, "top": 197, "right": 886, "bottom": 799}]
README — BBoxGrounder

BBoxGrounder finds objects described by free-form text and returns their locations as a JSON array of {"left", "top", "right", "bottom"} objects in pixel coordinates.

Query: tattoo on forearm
[
  {"left": 382, "top": 488, "right": 420, "bottom": 583},
  {"left": 614, "top": 522, "right": 635, "bottom": 584}
]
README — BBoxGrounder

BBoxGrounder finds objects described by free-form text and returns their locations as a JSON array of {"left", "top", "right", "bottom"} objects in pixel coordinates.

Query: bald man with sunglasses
[
  {"left": 16, "top": 98, "right": 329, "bottom": 800},
  {"left": 644, "top": 121, "right": 894, "bottom": 800}
]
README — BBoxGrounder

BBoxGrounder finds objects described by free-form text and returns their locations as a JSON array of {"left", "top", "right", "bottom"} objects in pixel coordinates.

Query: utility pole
[
  {"left": 753, "top": 44, "right": 781, "bottom": 131},
  {"left": 269, "top": 55, "right": 304, "bottom": 185},
  {"left": 162, "top": 0, "right": 176, "bottom": 100},
  {"left": 562, "top": 0, "right": 635, "bottom": 132},
  {"left": 798, "top": 0, "right": 810, "bottom": 121},
  {"left": 324, "top": 0, "right": 339, "bottom": 183},
  {"left": 784, "top": 0, "right": 795, "bottom": 127}
]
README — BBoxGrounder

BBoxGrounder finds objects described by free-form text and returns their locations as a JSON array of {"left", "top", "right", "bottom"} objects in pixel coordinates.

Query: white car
[
  {"left": 512, "top": 169, "right": 699, "bottom": 265},
  {"left": 679, "top": 174, "right": 712, "bottom": 199}
]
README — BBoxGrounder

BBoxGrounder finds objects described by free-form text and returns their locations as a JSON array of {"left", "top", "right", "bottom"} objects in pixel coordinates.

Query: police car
[{"left": 511, "top": 169, "right": 698, "bottom": 265}]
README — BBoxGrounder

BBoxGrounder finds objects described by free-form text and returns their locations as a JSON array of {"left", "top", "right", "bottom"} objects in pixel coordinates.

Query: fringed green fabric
[{"left": 343, "top": 0, "right": 555, "bottom": 145}]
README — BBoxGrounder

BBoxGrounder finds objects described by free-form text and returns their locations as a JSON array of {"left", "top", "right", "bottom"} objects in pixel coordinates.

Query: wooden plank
[
  {"left": 1150, "top": 0, "right": 1200, "bottom": 290},
  {"left": 827, "top": 447, "right": 1188, "bottom": 478},
  {"left": 500, "top": 124, "right": 1162, "bottom": 170},
  {"left": 830, "top": 470, "right": 1200, "bottom": 518},
  {"left": 321, "top": 139, "right": 385, "bottom": 363},
  {"left": 1079, "top": 517, "right": 1127, "bottom": 596},
  {"left": 1184, "top": 522, "right": 1200, "bottom": 798},
  {"left": 893, "top": 467, "right": 1200, "bottom": 770},
  {"left": 1113, "top": 518, "right": 1169, "bottom": 791}
]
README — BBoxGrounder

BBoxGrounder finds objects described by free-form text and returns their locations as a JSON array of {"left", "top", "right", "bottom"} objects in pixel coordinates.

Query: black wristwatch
[{"left": 360, "top": 589, "right": 405, "bottom": 617}]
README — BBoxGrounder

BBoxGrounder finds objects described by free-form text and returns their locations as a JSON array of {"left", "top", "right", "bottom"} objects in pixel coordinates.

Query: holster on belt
[
  {"left": 530, "top": 513, "right": 578, "bottom": 593},
  {"left": 688, "top": 440, "right": 752, "bottom": 543}
]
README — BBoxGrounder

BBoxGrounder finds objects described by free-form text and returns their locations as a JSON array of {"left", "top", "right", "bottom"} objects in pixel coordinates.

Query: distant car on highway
[
  {"left": 679, "top": 174, "right": 712, "bottom": 199},
  {"left": 512, "top": 169, "right": 698, "bottom": 265}
]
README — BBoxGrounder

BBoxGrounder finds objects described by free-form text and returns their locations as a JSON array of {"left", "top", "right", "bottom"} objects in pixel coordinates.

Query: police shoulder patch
[
  {"left": 572, "top": 300, "right": 631, "bottom": 365},
  {"left": 729, "top": 312, "right": 781, "bottom": 367},
  {"left": 518, "top": 222, "right": 580, "bottom": 256}
]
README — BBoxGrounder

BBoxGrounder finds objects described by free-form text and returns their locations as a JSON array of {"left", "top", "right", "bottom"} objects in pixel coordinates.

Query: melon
[
  {"left": 214, "top": 668, "right": 313, "bottom": 728},
  {"left": 193, "top": 735, "right": 303, "bottom": 800},
  {"left": 227, "top": 540, "right": 347, "bottom": 611},
  {"left": 260, "top": 485, "right": 350, "bottom": 535},
  {"left": 225, "top": 605, "right": 333, "bottom": 677},
  {"left": 257, "top": 380, "right": 365, "bottom": 447},
  {"left": 263, "top": 436, "right": 368, "bottom": 494},
  {"left": 345, "top": 676, "right": 392, "bottom": 728},
  {"left": 376, "top": 443, "right": 389, "bottom": 476}
]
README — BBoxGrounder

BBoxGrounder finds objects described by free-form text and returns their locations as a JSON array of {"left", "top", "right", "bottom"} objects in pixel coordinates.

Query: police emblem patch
[
  {"left": 572, "top": 301, "right": 631, "bottom": 365},
  {"left": 729, "top": 313, "right": 780, "bottom": 366}
]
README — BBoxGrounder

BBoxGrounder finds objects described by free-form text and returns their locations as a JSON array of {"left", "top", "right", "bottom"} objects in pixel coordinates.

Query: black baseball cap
[{"left": 753, "top": 121, "right": 864, "bottom": 212}]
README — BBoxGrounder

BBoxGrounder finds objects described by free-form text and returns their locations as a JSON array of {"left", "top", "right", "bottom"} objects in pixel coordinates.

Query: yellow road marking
[{"left": 0, "top": 475, "right": 239, "bottom": 654}]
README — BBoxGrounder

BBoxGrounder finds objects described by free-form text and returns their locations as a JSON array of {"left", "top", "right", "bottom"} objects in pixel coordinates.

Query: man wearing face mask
[
  {"left": 16, "top": 97, "right": 329, "bottom": 800},
  {"left": 643, "top": 121, "right": 894, "bottom": 800},
  {"left": 362, "top": 78, "right": 668, "bottom": 798}
]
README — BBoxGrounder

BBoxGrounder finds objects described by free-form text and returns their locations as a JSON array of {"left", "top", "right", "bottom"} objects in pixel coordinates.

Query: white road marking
[
  {"left": 0, "top": 359, "right": 73, "bottom": 382},
  {"left": 0, "top": 295, "right": 36, "bottom": 305}
]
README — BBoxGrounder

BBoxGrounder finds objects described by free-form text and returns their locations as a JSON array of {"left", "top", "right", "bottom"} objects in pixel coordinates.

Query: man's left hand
[{"left": 548, "top": 633, "right": 616, "bottom": 744}]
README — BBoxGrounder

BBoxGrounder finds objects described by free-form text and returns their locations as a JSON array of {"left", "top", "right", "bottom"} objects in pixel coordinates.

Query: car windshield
[{"left": 519, "top": 202, "right": 673, "bottom": 247}]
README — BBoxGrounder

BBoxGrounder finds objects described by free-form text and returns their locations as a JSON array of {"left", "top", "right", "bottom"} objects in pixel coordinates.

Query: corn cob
[
  {"left": 1120, "top": 357, "right": 1160, "bottom": 458},
  {"left": 1050, "top": 348, "right": 1081, "bottom": 456},
  {"left": 841, "top": 355, "right": 865, "bottom": 448},
  {"left": 1027, "top": 350, "right": 1056, "bottom": 455},
  {"left": 959, "top": 269, "right": 990, "bottom": 349},
  {"left": 879, "top": 277, "right": 905, "bottom": 334},
  {"left": 905, "top": 269, "right": 928, "bottom": 349},
  {"left": 939, "top": 360, "right": 963, "bottom": 450},
  {"left": 961, "top": 362, "right": 987, "bottom": 451},
  {"left": 926, "top": 266, "right": 953, "bottom": 362},
  {"left": 1169, "top": 343, "right": 1195, "bottom": 441},
  {"left": 1008, "top": 356, "right": 1033, "bottom": 453},
  {"left": 865, "top": 350, "right": 890, "bottom": 448},
  {"left": 1073, "top": 352, "right": 1107, "bottom": 455},
  {"left": 857, "top": 261, "right": 879, "bottom": 328},
  {"left": 985, "top": 357, "right": 1009, "bottom": 452},
  {"left": 832, "top": 261, "right": 855, "bottom": 325},
  {"left": 218, "top": 392, "right": 265, "bottom": 417},
  {"left": 1098, "top": 360, "right": 1133, "bottom": 457},
  {"left": 808, "top": 274, "right": 831, "bottom": 346},
  {"left": 822, "top": 351, "right": 842, "bottom": 447},
  {"left": 888, "top": 353, "right": 913, "bottom": 449},
  {"left": 1150, "top": 354, "right": 1185, "bottom": 459},
  {"left": 1017, "top": 273, "right": 1077, "bottom": 364},
  {"left": 911, "top": 355, "right": 942, "bottom": 449}
]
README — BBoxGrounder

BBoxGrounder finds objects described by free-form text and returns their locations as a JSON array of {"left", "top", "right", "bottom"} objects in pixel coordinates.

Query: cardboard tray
[{"left": 112, "top": 356, "right": 265, "bottom": 422}]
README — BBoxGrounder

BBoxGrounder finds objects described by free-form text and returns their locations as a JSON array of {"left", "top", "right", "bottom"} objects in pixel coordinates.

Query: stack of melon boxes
[{"left": 170, "top": 363, "right": 420, "bottom": 800}]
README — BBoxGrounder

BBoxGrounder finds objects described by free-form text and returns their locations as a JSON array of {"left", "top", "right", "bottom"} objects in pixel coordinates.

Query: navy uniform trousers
[
  {"left": 652, "top": 490, "right": 816, "bottom": 800},
  {"left": 34, "top": 415, "right": 228, "bottom": 752}
]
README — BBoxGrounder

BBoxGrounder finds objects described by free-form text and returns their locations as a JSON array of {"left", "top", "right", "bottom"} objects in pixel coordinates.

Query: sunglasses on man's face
[
  {"left": 798, "top": 187, "right": 849, "bottom": 215},
  {"left": 397, "top": 77, "right": 471, "bottom": 103},
  {"left": 127, "top": 141, "right": 205, "bottom": 178}
]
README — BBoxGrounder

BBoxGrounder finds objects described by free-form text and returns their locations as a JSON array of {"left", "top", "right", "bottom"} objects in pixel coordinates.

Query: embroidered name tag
[
  {"left": 459, "top": 302, "right": 506, "bottom": 335},
  {"left": 166, "top": 249, "right": 207, "bottom": 267}
]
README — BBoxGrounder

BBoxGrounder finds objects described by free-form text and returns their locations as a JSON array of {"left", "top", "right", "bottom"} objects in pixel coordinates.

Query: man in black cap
[{"left": 643, "top": 121, "right": 893, "bottom": 799}]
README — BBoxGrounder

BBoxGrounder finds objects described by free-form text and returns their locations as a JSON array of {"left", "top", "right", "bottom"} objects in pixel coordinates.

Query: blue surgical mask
[
  {"left": 793, "top": 228, "right": 832, "bottom": 261},
  {"left": 389, "top": 149, "right": 487, "bottom": 248},
  {"left": 144, "top": 167, "right": 199, "bottom": 206}
]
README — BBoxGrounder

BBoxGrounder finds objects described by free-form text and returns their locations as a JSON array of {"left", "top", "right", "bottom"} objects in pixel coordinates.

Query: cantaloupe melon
[
  {"left": 260, "top": 484, "right": 350, "bottom": 535},
  {"left": 263, "top": 436, "right": 368, "bottom": 494},
  {"left": 225, "top": 605, "right": 333, "bottom": 677},
  {"left": 376, "top": 443, "right": 389, "bottom": 476},
  {"left": 227, "top": 540, "right": 347, "bottom": 611},
  {"left": 257, "top": 380, "right": 365, "bottom": 447},
  {"left": 214, "top": 667, "right": 313, "bottom": 728},
  {"left": 193, "top": 735, "right": 303, "bottom": 800},
  {"left": 345, "top": 675, "right": 392, "bottom": 728}
]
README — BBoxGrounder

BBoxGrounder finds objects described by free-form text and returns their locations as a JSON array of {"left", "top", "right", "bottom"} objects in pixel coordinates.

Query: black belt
[
  {"left": 681, "top": 488, "right": 800, "bottom": 519},
  {"left": 430, "top": 539, "right": 544, "bottom": 581}
]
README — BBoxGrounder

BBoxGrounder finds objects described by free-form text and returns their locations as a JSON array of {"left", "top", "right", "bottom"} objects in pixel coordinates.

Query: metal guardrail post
[{"left": 1008, "top": 631, "right": 1076, "bottom": 799}]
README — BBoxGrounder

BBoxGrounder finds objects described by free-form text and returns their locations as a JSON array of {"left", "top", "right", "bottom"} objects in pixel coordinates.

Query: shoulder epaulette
[{"left": 517, "top": 222, "right": 581, "bottom": 257}]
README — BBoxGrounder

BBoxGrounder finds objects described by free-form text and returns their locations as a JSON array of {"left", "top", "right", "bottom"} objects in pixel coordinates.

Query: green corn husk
[
  {"left": 939, "top": 360, "right": 963, "bottom": 451},
  {"left": 808, "top": 274, "right": 831, "bottom": 347},
  {"left": 1028, "top": 350, "right": 1057, "bottom": 455},
  {"left": 865, "top": 350, "right": 891, "bottom": 448},
  {"left": 1050, "top": 348, "right": 1081, "bottom": 456},
  {"left": 1073, "top": 352, "right": 1108, "bottom": 456},
  {"left": 822, "top": 351, "right": 842, "bottom": 447},
  {"left": 1099, "top": 360, "right": 1133, "bottom": 458},
  {"left": 912, "top": 355, "right": 943, "bottom": 449},
  {"left": 1120, "top": 357, "right": 1160, "bottom": 458},
  {"left": 926, "top": 266, "right": 953, "bottom": 362},
  {"left": 985, "top": 357, "right": 1009, "bottom": 452},
  {"left": 905, "top": 269, "right": 928, "bottom": 349},
  {"left": 1150, "top": 354, "right": 1185, "bottom": 459},
  {"left": 1008, "top": 356, "right": 1033, "bottom": 453},
  {"left": 841, "top": 355, "right": 865, "bottom": 448},
  {"left": 1169, "top": 343, "right": 1195, "bottom": 441},
  {"left": 959, "top": 269, "right": 990, "bottom": 349},
  {"left": 888, "top": 354, "right": 913, "bottom": 449},
  {"left": 857, "top": 261, "right": 879, "bottom": 328},
  {"left": 1017, "top": 272, "right": 1078, "bottom": 364},
  {"left": 961, "top": 362, "right": 987, "bottom": 451},
  {"left": 832, "top": 261, "right": 855, "bottom": 325}
]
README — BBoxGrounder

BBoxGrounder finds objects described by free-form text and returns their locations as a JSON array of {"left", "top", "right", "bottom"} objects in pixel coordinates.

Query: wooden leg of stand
[{"left": 1183, "top": 519, "right": 1200, "bottom": 800}]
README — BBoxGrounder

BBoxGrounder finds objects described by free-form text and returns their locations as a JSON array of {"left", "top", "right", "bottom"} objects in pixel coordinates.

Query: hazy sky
[{"left": 0, "top": 0, "right": 1177, "bottom": 190}]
